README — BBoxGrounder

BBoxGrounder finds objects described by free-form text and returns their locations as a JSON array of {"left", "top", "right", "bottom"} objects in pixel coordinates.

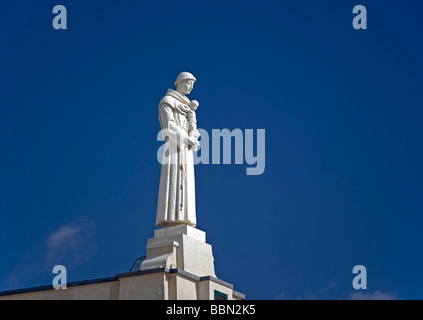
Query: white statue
[{"left": 156, "top": 72, "right": 200, "bottom": 227}]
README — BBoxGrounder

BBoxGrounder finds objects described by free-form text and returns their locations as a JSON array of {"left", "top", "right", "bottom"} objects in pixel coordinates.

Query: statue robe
[{"left": 156, "top": 89, "right": 196, "bottom": 227}]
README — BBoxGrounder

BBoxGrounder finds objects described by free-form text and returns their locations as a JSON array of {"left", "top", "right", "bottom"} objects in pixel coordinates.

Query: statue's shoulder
[{"left": 159, "top": 94, "right": 176, "bottom": 108}]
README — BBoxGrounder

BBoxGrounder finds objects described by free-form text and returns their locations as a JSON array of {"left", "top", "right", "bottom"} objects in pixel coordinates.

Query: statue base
[{"left": 140, "top": 225, "right": 216, "bottom": 278}]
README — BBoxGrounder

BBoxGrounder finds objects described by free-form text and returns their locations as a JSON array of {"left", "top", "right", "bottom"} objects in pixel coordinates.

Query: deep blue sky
[{"left": 1, "top": 0, "right": 423, "bottom": 299}]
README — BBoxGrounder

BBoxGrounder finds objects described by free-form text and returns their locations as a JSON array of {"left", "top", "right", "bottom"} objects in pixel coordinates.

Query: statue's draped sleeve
[{"left": 159, "top": 102, "right": 188, "bottom": 150}]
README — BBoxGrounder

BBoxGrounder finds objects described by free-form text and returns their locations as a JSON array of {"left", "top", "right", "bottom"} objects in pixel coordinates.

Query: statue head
[{"left": 175, "top": 72, "right": 196, "bottom": 96}]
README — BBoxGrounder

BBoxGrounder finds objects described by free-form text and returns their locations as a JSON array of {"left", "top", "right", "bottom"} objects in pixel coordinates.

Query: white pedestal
[{"left": 140, "top": 225, "right": 216, "bottom": 278}]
